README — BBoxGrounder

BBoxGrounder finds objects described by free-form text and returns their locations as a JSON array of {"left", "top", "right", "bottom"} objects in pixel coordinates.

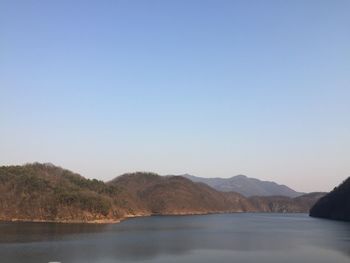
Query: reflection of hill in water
[
  {"left": 0, "top": 214, "right": 349, "bottom": 263},
  {"left": 0, "top": 221, "right": 109, "bottom": 243}
]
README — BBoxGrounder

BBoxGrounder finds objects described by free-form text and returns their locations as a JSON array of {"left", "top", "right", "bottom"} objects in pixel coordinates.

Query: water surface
[{"left": 0, "top": 213, "right": 349, "bottom": 263}]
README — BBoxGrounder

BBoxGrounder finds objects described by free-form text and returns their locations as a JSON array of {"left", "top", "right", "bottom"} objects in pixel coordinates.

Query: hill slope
[
  {"left": 0, "top": 164, "right": 252, "bottom": 222},
  {"left": 0, "top": 163, "right": 127, "bottom": 222},
  {"left": 250, "top": 192, "right": 326, "bottom": 213},
  {"left": 310, "top": 177, "right": 350, "bottom": 221},
  {"left": 183, "top": 174, "right": 303, "bottom": 197},
  {"left": 0, "top": 163, "right": 324, "bottom": 223},
  {"left": 109, "top": 173, "right": 254, "bottom": 214}
]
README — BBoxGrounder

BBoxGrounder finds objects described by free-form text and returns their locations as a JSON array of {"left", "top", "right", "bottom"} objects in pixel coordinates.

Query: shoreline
[
  {"left": 0, "top": 211, "right": 233, "bottom": 225},
  {"left": 0, "top": 211, "right": 309, "bottom": 225}
]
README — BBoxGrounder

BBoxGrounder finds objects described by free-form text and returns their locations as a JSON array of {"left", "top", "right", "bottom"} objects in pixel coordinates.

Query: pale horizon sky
[{"left": 1, "top": 0, "right": 349, "bottom": 193}]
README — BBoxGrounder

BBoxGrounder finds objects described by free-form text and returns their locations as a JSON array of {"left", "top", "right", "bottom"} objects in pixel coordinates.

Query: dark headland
[{"left": 310, "top": 177, "right": 350, "bottom": 221}]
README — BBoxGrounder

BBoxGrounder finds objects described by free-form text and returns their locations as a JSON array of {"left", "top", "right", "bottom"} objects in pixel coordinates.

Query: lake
[{"left": 0, "top": 213, "right": 349, "bottom": 263}]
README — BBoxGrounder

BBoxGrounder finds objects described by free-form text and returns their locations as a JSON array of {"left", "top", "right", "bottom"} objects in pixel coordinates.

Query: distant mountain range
[
  {"left": 310, "top": 177, "right": 350, "bottom": 221},
  {"left": 0, "top": 163, "right": 324, "bottom": 223},
  {"left": 182, "top": 174, "right": 303, "bottom": 198}
]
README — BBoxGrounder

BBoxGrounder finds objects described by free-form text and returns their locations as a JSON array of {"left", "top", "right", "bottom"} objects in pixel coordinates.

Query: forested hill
[
  {"left": 310, "top": 177, "right": 350, "bottom": 221},
  {"left": 0, "top": 163, "right": 324, "bottom": 223}
]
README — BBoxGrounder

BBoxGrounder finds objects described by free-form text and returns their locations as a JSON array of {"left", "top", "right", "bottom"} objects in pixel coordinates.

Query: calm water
[{"left": 0, "top": 213, "right": 349, "bottom": 263}]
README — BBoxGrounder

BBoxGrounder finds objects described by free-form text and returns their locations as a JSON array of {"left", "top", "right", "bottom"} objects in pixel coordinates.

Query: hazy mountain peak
[
  {"left": 232, "top": 175, "right": 248, "bottom": 179},
  {"left": 182, "top": 174, "right": 304, "bottom": 198}
]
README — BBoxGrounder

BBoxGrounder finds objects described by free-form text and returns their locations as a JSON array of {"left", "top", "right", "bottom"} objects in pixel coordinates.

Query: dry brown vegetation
[{"left": 0, "top": 163, "right": 324, "bottom": 223}]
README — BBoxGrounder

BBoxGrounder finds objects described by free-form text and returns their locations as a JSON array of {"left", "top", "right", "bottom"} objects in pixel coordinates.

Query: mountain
[
  {"left": 109, "top": 172, "right": 254, "bottom": 215},
  {"left": 0, "top": 163, "right": 124, "bottom": 223},
  {"left": 182, "top": 174, "right": 303, "bottom": 197},
  {"left": 250, "top": 192, "right": 326, "bottom": 213},
  {"left": 0, "top": 164, "right": 252, "bottom": 222},
  {"left": 310, "top": 177, "right": 350, "bottom": 221},
  {"left": 0, "top": 163, "right": 323, "bottom": 223}
]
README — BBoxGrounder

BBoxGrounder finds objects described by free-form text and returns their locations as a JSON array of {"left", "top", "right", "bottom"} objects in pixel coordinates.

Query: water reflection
[
  {"left": 0, "top": 214, "right": 349, "bottom": 263},
  {"left": 0, "top": 221, "right": 109, "bottom": 243}
]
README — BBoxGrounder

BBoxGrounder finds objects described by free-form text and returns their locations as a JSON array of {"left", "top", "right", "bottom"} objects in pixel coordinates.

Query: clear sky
[{"left": 1, "top": 0, "right": 349, "bottom": 192}]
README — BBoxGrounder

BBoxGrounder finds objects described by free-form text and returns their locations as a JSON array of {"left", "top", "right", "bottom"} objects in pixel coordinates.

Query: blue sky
[{"left": 1, "top": 0, "right": 349, "bottom": 192}]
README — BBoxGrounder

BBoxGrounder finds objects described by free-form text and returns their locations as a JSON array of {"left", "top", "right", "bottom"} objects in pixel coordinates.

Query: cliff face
[
  {"left": 0, "top": 163, "right": 324, "bottom": 223},
  {"left": 310, "top": 177, "right": 350, "bottom": 221}
]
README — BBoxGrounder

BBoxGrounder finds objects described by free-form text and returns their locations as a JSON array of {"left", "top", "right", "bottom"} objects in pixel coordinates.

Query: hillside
[
  {"left": 310, "top": 177, "right": 350, "bottom": 221},
  {"left": 0, "top": 163, "right": 324, "bottom": 223},
  {"left": 183, "top": 174, "right": 303, "bottom": 197},
  {"left": 0, "top": 163, "right": 128, "bottom": 222},
  {"left": 109, "top": 173, "right": 254, "bottom": 214},
  {"left": 0, "top": 164, "right": 251, "bottom": 222},
  {"left": 250, "top": 192, "right": 326, "bottom": 213}
]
